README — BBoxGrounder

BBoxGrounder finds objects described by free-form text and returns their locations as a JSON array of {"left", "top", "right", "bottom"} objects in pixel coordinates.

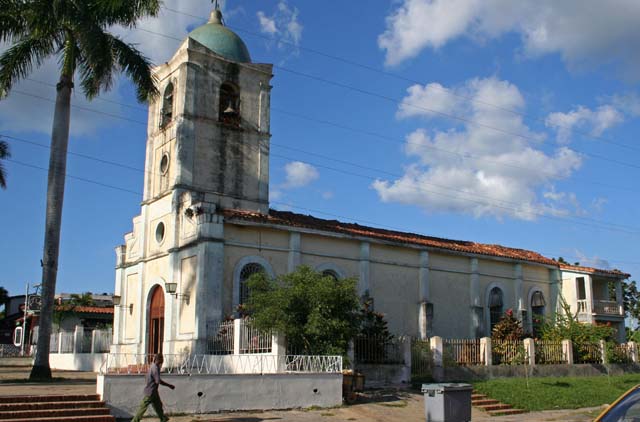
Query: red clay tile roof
[
  {"left": 223, "top": 208, "right": 567, "bottom": 266},
  {"left": 559, "top": 263, "right": 630, "bottom": 278},
  {"left": 73, "top": 306, "right": 114, "bottom": 314}
]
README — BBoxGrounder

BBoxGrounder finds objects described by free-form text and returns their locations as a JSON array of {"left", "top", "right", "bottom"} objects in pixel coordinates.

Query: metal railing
[
  {"left": 577, "top": 300, "right": 588, "bottom": 313},
  {"left": 0, "top": 344, "right": 23, "bottom": 357},
  {"left": 607, "top": 343, "right": 633, "bottom": 364},
  {"left": 593, "top": 300, "right": 623, "bottom": 316},
  {"left": 411, "top": 339, "right": 432, "bottom": 377},
  {"left": 239, "top": 319, "right": 272, "bottom": 354},
  {"left": 443, "top": 338, "right": 483, "bottom": 366},
  {"left": 93, "top": 329, "right": 112, "bottom": 353},
  {"left": 574, "top": 342, "right": 602, "bottom": 364},
  {"left": 80, "top": 331, "right": 93, "bottom": 353},
  {"left": 492, "top": 339, "right": 525, "bottom": 365},
  {"left": 534, "top": 340, "right": 565, "bottom": 364},
  {"left": 206, "top": 320, "right": 234, "bottom": 355},
  {"left": 354, "top": 335, "right": 405, "bottom": 364},
  {"left": 99, "top": 353, "right": 342, "bottom": 375}
]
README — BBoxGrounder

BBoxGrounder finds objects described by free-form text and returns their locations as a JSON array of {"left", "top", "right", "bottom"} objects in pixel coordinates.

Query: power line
[
  {"left": 132, "top": 25, "right": 640, "bottom": 172},
  {"left": 25, "top": 78, "right": 149, "bottom": 112},
  {"left": 6, "top": 155, "right": 639, "bottom": 268},
  {"left": 7, "top": 159, "right": 142, "bottom": 196},
  {"left": 161, "top": 5, "right": 640, "bottom": 154},
  {"left": 12, "top": 90, "right": 147, "bottom": 126},
  {"left": 5, "top": 130, "right": 640, "bottom": 235},
  {"left": 20, "top": 76, "right": 639, "bottom": 195}
]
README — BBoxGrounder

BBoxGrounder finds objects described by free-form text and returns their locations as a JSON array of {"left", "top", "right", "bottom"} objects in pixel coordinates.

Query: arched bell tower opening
[{"left": 147, "top": 286, "right": 165, "bottom": 357}]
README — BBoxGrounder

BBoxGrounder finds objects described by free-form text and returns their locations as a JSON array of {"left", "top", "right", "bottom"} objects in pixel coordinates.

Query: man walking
[{"left": 132, "top": 354, "right": 175, "bottom": 422}]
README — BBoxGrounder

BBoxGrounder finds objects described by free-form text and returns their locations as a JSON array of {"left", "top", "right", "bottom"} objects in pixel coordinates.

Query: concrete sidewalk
[{"left": 0, "top": 363, "right": 601, "bottom": 421}]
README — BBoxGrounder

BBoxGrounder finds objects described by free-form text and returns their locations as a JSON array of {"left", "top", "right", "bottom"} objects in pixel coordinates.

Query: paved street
[{"left": 0, "top": 364, "right": 602, "bottom": 421}]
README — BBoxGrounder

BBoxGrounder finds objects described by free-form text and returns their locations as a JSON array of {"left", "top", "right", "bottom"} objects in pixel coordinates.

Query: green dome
[{"left": 188, "top": 10, "right": 251, "bottom": 63}]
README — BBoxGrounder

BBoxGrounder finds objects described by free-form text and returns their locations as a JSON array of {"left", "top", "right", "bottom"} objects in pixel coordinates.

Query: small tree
[
  {"left": 247, "top": 266, "right": 361, "bottom": 356},
  {"left": 355, "top": 293, "right": 394, "bottom": 363},
  {"left": 491, "top": 309, "right": 526, "bottom": 365},
  {"left": 541, "top": 297, "right": 614, "bottom": 362}
]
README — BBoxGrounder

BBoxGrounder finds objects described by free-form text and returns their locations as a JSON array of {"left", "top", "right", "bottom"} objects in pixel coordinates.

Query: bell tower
[
  {"left": 144, "top": 6, "right": 273, "bottom": 213},
  {"left": 112, "top": 5, "right": 273, "bottom": 356}
]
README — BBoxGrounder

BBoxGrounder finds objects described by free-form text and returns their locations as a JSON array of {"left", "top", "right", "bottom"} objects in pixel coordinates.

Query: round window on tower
[
  {"left": 155, "top": 222, "right": 166, "bottom": 244},
  {"left": 160, "top": 153, "right": 169, "bottom": 175}
]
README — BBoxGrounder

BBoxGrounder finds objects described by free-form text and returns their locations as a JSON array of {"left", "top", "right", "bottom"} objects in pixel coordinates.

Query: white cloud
[
  {"left": 0, "top": 57, "right": 131, "bottom": 137},
  {"left": 546, "top": 105, "right": 624, "bottom": 143},
  {"left": 610, "top": 92, "right": 640, "bottom": 117},
  {"left": 321, "top": 191, "right": 334, "bottom": 200},
  {"left": 283, "top": 161, "right": 319, "bottom": 189},
  {"left": 0, "top": 0, "right": 222, "bottom": 136},
  {"left": 379, "top": 0, "right": 640, "bottom": 78},
  {"left": 574, "top": 250, "right": 611, "bottom": 269},
  {"left": 256, "top": 1, "right": 303, "bottom": 49},
  {"left": 373, "top": 77, "right": 585, "bottom": 220},
  {"left": 257, "top": 12, "right": 277, "bottom": 35}
]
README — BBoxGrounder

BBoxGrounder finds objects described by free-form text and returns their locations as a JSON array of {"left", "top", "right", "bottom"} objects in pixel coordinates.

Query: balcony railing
[
  {"left": 593, "top": 300, "right": 623, "bottom": 316},
  {"left": 577, "top": 299, "right": 623, "bottom": 317}
]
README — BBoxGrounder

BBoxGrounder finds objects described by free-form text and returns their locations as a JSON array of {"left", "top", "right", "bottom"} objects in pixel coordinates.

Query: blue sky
[{"left": 1, "top": 0, "right": 640, "bottom": 299}]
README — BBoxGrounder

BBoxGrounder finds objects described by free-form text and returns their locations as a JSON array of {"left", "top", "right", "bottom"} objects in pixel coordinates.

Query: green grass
[{"left": 473, "top": 374, "right": 640, "bottom": 411}]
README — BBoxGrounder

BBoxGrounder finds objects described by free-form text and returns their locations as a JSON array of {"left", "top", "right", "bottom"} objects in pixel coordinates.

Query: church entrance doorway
[{"left": 148, "top": 286, "right": 165, "bottom": 358}]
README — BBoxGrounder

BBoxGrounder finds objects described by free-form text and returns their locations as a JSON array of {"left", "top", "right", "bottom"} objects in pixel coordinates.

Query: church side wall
[{"left": 223, "top": 224, "right": 555, "bottom": 339}]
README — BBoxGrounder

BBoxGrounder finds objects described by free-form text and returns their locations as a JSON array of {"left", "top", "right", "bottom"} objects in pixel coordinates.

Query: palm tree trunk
[{"left": 30, "top": 74, "right": 73, "bottom": 380}]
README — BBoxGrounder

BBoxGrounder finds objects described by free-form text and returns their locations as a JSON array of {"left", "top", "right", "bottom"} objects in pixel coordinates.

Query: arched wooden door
[{"left": 148, "top": 286, "right": 165, "bottom": 357}]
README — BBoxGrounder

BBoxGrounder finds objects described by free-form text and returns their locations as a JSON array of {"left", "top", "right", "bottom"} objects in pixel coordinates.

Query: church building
[{"left": 111, "top": 6, "right": 629, "bottom": 357}]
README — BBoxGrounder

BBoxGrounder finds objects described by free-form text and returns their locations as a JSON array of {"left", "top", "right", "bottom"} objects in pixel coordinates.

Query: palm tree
[
  {"left": 0, "top": 0, "right": 160, "bottom": 379},
  {"left": 0, "top": 140, "right": 9, "bottom": 189}
]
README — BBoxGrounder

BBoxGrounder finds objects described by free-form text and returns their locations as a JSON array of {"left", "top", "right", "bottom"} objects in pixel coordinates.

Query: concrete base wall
[
  {"left": 356, "top": 364, "right": 410, "bottom": 387},
  {"left": 433, "top": 363, "right": 640, "bottom": 381},
  {"left": 0, "top": 357, "right": 33, "bottom": 367},
  {"left": 98, "top": 373, "right": 342, "bottom": 418},
  {"left": 49, "top": 353, "right": 108, "bottom": 372}
]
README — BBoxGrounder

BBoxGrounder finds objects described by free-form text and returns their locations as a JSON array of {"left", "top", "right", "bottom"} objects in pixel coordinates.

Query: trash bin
[{"left": 422, "top": 383, "right": 472, "bottom": 422}]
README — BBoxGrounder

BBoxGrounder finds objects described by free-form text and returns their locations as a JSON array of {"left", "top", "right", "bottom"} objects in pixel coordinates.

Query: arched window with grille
[
  {"left": 321, "top": 269, "right": 339, "bottom": 281},
  {"left": 239, "top": 262, "right": 265, "bottom": 306},
  {"left": 488, "top": 287, "right": 504, "bottom": 334},
  {"left": 218, "top": 82, "right": 240, "bottom": 126},
  {"left": 531, "top": 290, "right": 546, "bottom": 337},
  {"left": 160, "top": 82, "right": 174, "bottom": 127}
]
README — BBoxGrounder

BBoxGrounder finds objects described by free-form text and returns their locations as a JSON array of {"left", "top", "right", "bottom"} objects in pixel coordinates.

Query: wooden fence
[
  {"left": 443, "top": 338, "right": 483, "bottom": 366},
  {"left": 534, "top": 340, "right": 565, "bottom": 364}
]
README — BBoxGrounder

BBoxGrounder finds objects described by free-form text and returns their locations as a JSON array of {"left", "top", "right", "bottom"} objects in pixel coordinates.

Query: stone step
[
  {"left": 472, "top": 399, "right": 500, "bottom": 406},
  {"left": 479, "top": 403, "right": 514, "bottom": 411},
  {"left": 0, "top": 408, "right": 111, "bottom": 420},
  {"left": 0, "top": 416, "right": 115, "bottom": 422},
  {"left": 487, "top": 408, "right": 527, "bottom": 416},
  {"left": 0, "top": 401, "right": 106, "bottom": 412},
  {"left": 0, "top": 395, "right": 100, "bottom": 404},
  {"left": 471, "top": 393, "right": 487, "bottom": 400}
]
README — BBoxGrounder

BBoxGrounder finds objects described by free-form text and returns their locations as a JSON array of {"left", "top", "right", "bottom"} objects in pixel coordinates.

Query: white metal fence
[
  {"left": 206, "top": 320, "right": 234, "bottom": 355},
  {"left": 100, "top": 353, "right": 342, "bottom": 376},
  {"left": 46, "top": 328, "right": 112, "bottom": 354},
  {"left": 239, "top": 319, "right": 272, "bottom": 354}
]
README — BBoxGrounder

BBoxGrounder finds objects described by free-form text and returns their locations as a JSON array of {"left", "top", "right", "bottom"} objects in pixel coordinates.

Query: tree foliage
[
  {"left": 540, "top": 298, "right": 614, "bottom": 343},
  {"left": 247, "top": 266, "right": 361, "bottom": 356},
  {"left": 0, "top": 140, "right": 10, "bottom": 189},
  {"left": 53, "top": 292, "right": 95, "bottom": 329},
  {"left": 491, "top": 309, "right": 524, "bottom": 341},
  {"left": 0, "top": 0, "right": 160, "bottom": 380}
]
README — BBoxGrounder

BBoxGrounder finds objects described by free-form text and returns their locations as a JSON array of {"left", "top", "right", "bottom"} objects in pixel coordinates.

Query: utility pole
[{"left": 21, "top": 282, "right": 28, "bottom": 356}]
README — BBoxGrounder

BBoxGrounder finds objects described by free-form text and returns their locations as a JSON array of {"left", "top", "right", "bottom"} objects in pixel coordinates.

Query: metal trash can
[{"left": 422, "top": 383, "right": 472, "bottom": 422}]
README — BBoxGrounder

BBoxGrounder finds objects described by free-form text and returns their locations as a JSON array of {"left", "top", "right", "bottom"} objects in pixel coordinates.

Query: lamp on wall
[
  {"left": 112, "top": 295, "right": 134, "bottom": 315},
  {"left": 165, "top": 282, "right": 190, "bottom": 304}
]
